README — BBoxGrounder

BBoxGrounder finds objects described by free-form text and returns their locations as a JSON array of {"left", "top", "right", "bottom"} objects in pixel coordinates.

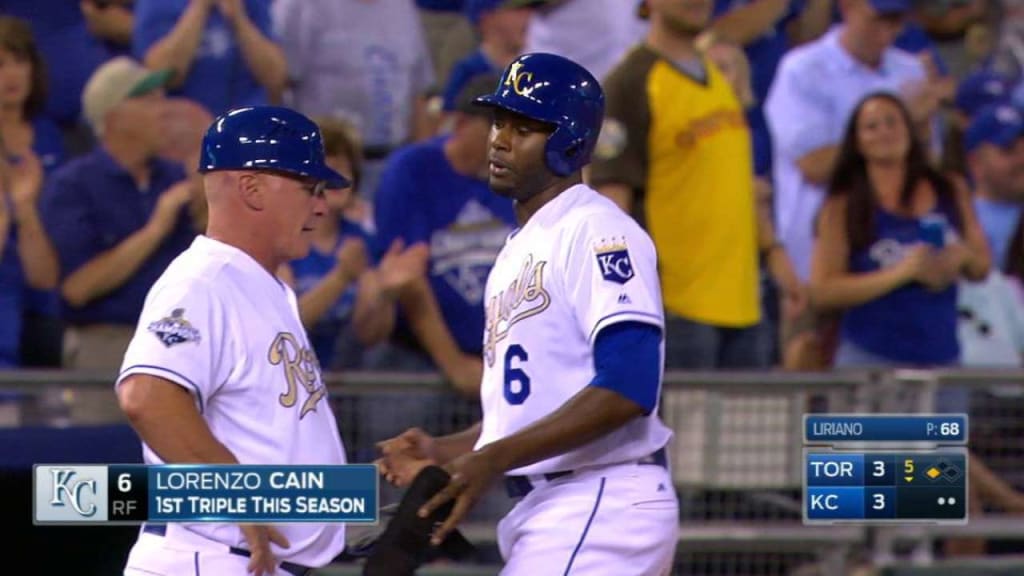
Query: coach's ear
[{"left": 238, "top": 173, "right": 265, "bottom": 212}]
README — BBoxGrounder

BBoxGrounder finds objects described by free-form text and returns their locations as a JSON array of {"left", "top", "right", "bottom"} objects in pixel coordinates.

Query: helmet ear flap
[{"left": 544, "top": 119, "right": 588, "bottom": 176}]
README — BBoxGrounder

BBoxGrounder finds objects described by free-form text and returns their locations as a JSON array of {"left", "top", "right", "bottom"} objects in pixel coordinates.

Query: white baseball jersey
[
  {"left": 117, "top": 235, "right": 347, "bottom": 567},
  {"left": 475, "top": 184, "right": 673, "bottom": 476}
]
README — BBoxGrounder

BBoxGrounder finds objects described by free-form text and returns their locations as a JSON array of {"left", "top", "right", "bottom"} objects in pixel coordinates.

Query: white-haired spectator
[{"left": 40, "top": 57, "right": 195, "bottom": 370}]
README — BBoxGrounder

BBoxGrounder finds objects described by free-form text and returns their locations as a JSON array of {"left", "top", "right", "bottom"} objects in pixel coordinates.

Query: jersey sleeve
[
  {"left": 116, "top": 277, "right": 232, "bottom": 413},
  {"left": 562, "top": 208, "right": 664, "bottom": 344}
]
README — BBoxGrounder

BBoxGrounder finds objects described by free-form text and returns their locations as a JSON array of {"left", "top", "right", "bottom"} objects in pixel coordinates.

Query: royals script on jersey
[
  {"left": 117, "top": 235, "right": 347, "bottom": 567},
  {"left": 475, "top": 185, "right": 673, "bottom": 476}
]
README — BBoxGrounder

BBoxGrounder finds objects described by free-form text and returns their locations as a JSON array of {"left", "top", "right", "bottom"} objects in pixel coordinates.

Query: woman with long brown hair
[
  {"left": 810, "top": 91, "right": 990, "bottom": 368},
  {"left": 0, "top": 16, "right": 63, "bottom": 367}
]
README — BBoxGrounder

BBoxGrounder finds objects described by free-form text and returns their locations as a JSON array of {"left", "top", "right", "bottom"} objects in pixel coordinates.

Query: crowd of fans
[{"left": 2, "top": 0, "right": 1024, "bottom": 386}]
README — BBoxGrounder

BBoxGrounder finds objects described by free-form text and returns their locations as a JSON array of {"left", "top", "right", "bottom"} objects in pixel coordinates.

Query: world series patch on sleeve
[{"left": 33, "top": 464, "right": 378, "bottom": 524}]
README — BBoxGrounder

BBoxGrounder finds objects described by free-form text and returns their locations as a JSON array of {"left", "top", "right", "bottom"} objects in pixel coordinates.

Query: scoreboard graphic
[
  {"left": 33, "top": 464, "right": 378, "bottom": 525},
  {"left": 803, "top": 414, "right": 968, "bottom": 525}
]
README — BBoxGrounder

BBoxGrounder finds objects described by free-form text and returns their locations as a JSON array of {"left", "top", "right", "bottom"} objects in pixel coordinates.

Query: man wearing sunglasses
[{"left": 116, "top": 105, "right": 353, "bottom": 576}]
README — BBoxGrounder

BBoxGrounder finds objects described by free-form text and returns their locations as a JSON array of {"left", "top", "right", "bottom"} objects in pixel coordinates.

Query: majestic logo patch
[
  {"left": 595, "top": 238, "right": 634, "bottom": 284},
  {"left": 148, "top": 308, "right": 201, "bottom": 347}
]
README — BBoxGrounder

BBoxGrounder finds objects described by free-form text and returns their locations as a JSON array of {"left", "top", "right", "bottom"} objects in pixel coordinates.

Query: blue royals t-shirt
[
  {"left": 374, "top": 136, "right": 516, "bottom": 356},
  {"left": 0, "top": 117, "right": 66, "bottom": 367},
  {"left": 289, "top": 220, "right": 372, "bottom": 370},
  {"left": 133, "top": 0, "right": 273, "bottom": 115},
  {"left": 842, "top": 202, "right": 961, "bottom": 365}
]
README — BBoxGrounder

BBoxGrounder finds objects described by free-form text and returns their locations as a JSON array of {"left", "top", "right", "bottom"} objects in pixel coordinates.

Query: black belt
[
  {"left": 142, "top": 524, "right": 313, "bottom": 576},
  {"left": 504, "top": 446, "right": 669, "bottom": 499}
]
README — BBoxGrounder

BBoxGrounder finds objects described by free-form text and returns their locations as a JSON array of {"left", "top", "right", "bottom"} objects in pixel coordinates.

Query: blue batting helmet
[
  {"left": 474, "top": 52, "right": 605, "bottom": 177},
  {"left": 198, "top": 106, "right": 350, "bottom": 189}
]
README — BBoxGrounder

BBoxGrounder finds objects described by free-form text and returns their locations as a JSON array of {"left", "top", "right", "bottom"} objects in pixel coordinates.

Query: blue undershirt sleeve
[{"left": 588, "top": 321, "right": 662, "bottom": 415}]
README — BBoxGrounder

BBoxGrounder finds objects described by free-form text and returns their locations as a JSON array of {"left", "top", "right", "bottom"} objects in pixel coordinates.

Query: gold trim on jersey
[
  {"left": 484, "top": 254, "right": 550, "bottom": 367},
  {"left": 269, "top": 332, "right": 327, "bottom": 418}
]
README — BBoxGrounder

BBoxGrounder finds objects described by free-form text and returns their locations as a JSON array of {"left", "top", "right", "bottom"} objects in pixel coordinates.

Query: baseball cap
[
  {"left": 955, "top": 70, "right": 1013, "bottom": 118},
  {"left": 82, "top": 56, "right": 172, "bottom": 134},
  {"left": 868, "top": 0, "right": 911, "bottom": 14},
  {"left": 455, "top": 73, "right": 502, "bottom": 116},
  {"left": 465, "top": 0, "right": 509, "bottom": 25},
  {"left": 965, "top": 103, "right": 1024, "bottom": 153}
]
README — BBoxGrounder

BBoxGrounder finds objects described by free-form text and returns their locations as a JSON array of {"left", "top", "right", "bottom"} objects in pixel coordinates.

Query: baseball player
[
  {"left": 378, "top": 52, "right": 679, "bottom": 574},
  {"left": 116, "top": 106, "right": 349, "bottom": 576}
]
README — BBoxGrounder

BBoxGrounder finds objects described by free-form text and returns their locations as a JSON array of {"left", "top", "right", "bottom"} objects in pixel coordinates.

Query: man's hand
[
  {"left": 378, "top": 239, "right": 430, "bottom": 295},
  {"left": 335, "top": 236, "right": 370, "bottom": 283},
  {"left": 377, "top": 427, "right": 437, "bottom": 487},
  {"left": 418, "top": 449, "right": 503, "bottom": 546},
  {"left": 764, "top": 242, "right": 809, "bottom": 320},
  {"left": 149, "top": 181, "right": 193, "bottom": 236},
  {"left": 239, "top": 524, "right": 290, "bottom": 576},
  {"left": 218, "top": 0, "right": 247, "bottom": 27},
  {"left": 901, "top": 78, "right": 946, "bottom": 125}
]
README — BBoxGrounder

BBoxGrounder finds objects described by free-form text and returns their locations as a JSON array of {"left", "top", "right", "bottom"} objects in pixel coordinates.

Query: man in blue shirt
[
  {"left": 133, "top": 0, "right": 286, "bottom": 115},
  {"left": 965, "top": 104, "right": 1024, "bottom": 270},
  {"left": 441, "top": 0, "right": 530, "bottom": 112},
  {"left": 41, "top": 57, "right": 196, "bottom": 370},
  {"left": 372, "top": 74, "right": 515, "bottom": 395}
]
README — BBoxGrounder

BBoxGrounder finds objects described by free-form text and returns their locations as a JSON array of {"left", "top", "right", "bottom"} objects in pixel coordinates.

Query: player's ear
[{"left": 238, "top": 173, "right": 265, "bottom": 212}]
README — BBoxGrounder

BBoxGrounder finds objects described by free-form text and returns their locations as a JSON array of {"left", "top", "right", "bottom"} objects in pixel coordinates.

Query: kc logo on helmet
[
  {"left": 594, "top": 238, "right": 634, "bottom": 284},
  {"left": 504, "top": 61, "right": 536, "bottom": 97}
]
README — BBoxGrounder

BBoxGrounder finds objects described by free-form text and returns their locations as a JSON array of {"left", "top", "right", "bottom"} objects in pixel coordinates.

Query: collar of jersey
[
  {"left": 513, "top": 184, "right": 589, "bottom": 238},
  {"left": 193, "top": 235, "right": 289, "bottom": 296}
]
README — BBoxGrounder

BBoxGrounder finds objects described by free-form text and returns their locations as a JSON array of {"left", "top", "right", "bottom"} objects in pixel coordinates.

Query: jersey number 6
[{"left": 503, "top": 344, "right": 531, "bottom": 405}]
